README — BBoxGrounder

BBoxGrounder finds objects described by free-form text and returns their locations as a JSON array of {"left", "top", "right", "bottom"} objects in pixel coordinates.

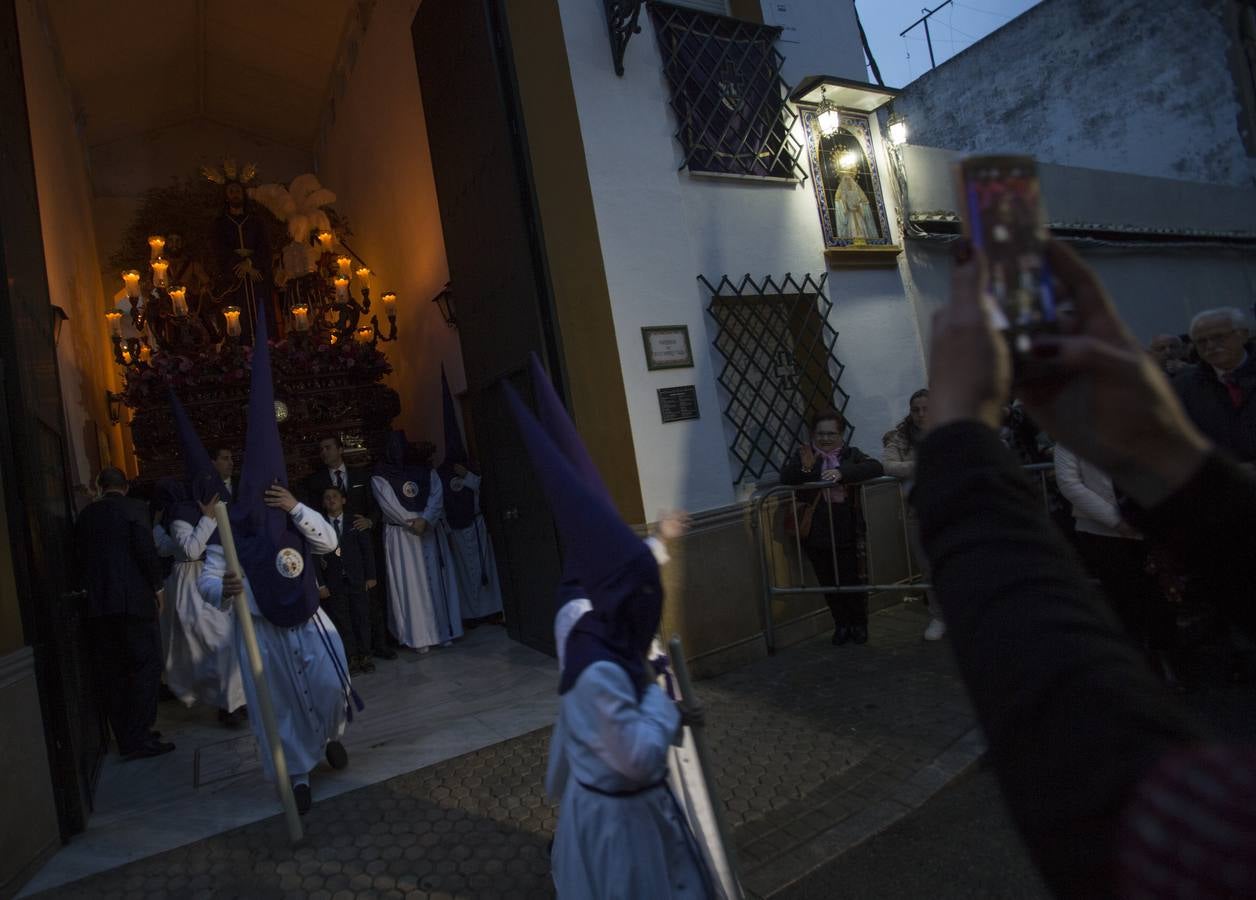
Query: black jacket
[
  {"left": 915, "top": 423, "right": 1225, "bottom": 896},
  {"left": 303, "top": 464, "right": 379, "bottom": 525},
  {"left": 75, "top": 492, "right": 164, "bottom": 619},
  {"left": 316, "top": 517, "right": 377, "bottom": 597},
  {"left": 1172, "top": 347, "right": 1256, "bottom": 462},
  {"left": 779, "top": 444, "right": 884, "bottom": 547}
]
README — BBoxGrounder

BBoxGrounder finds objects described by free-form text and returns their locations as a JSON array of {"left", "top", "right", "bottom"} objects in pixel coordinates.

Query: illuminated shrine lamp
[
  {"left": 887, "top": 114, "right": 908, "bottom": 146},
  {"left": 354, "top": 324, "right": 374, "bottom": 345},
  {"left": 291, "top": 303, "right": 311, "bottom": 332},
  {"left": 380, "top": 291, "right": 397, "bottom": 318},
  {"left": 147, "top": 234, "right": 166, "bottom": 260},
  {"left": 336, "top": 255, "right": 353, "bottom": 278},
  {"left": 317, "top": 231, "right": 334, "bottom": 252},
  {"left": 169, "top": 286, "right": 189, "bottom": 316},
  {"left": 139, "top": 344, "right": 152, "bottom": 363},
  {"left": 105, "top": 309, "right": 123, "bottom": 338},
  {"left": 333, "top": 275, "right": 350, "bottom": 303},
  {"left": 151, "top": 258, "right": 170, "bottom": 289},
  {"left": 838, "top": 150, "right": 860, "bottom": 170},
  {"left": 121, "top": 270, "right": 141, "bottom": 298},
  {"left": 815, "top": 88, "right": 841, "bottom": 139},
  {"left": 223, "top": 305, "right": 242, "bottom": 337}
]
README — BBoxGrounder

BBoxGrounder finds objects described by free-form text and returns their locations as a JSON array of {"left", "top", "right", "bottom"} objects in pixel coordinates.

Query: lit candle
[
  {"left": 355, "top": 266, "right": 371, "bottom": 292},
  {"left": 139, "top": 344, "right": 152, "bottom": 363},
  {"left": 147, "top": 235, "right": 166, "bottom": 260},
  {"left": 381, "top": 291, "right": 397, "bottom": 318},
  {"left": 169, "top": 286, "right": 188, "bottom": 316},
  {"left": 291, "top": 303, "right": 310, "bottom": 332},
  {"left": 151, "top": 258, "right": 170, "bottom": 289},
  {"left": 317, "top": 231, "right": 334, "bottom": 252},
  {"left": 354, "top": 324, "right": 374, "bottom": 344},
  {"left": 223, "top": 305, "right": 242, "bottom": 337},
  {"left": 122, "top": 270, "right": 141, "bottom": 298},
  {"left": 105, "top": 310, "right": 123, "bottom": 337},
  {"left": 336, "top": 255, "right": 353, "bottom": 278},
  {"left": 333, "top": 275, "right": 350, "bottom": 303},
  {"left": 120, "top": 347, "right": 133, "bottom": 365}
]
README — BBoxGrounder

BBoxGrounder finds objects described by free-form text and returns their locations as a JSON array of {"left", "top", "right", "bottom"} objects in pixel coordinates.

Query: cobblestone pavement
[{"left": 35, "top": 601, "right": 980, "bottom": 899}]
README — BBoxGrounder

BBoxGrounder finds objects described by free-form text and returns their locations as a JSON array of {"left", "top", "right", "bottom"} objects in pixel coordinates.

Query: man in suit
[
  {"left": 76, "top": 467, "right": 173, "bottom": 760},
  {"left": 304, "top": 435, "right": 395, "bottom": 661},
  {"left": 316, "top": 486, "right": 378, "bottom": 673},
  {"left": 210, "top": 446, "right": 236, "bottom": 499}
]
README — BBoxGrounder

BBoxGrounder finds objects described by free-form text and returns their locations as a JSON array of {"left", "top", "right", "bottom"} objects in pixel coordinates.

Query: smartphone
[{"left": 957, "top": 155, "right": 1057, "bottom": 357}]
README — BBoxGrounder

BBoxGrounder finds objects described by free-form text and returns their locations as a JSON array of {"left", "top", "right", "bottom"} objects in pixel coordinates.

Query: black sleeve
[
  {"left": 779, "top": 449, "right": 815, "bottom": 486},
  {"left": 914, "top": 422, "right": 1208, "bottom": 896},
  {"left": 128, "top": 504, "right": 163, "bottom": 593},
  {"left": 1127, "top": 451, "right": 1256, "bottom": 637},
  {"left": 840, "top": 446, "right": 884, "bottom": 483},
  {"left": 359, "top": 530, "right": 377, "bottom": 583}
]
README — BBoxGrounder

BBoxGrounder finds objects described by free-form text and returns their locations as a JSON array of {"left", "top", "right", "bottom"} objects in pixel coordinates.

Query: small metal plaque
[{"left": 658, "top": 385, "right": 700, "bottom": 423}]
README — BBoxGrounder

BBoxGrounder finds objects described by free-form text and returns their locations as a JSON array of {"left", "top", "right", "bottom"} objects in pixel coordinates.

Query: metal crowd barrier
[{"left": 751, "top": 462, "right": 1056, "bottom": 653}]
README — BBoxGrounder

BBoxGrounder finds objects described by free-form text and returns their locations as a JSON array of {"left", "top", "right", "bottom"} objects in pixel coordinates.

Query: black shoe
[
  {"left": 852, "top": 624, "right": 869, "bottom": 645},
  {"left": 372, "top": 647, "right": 398, "bottom": 661},
  {"left": 359, "top": 656, "right": 376, "bottom": 674},
  {"left": 325, "top": 740, "right": 349, "bottom": 771},
  {"left": 123, "top": 738, "right": 176, "bottom": 761},
  {"left": 832, "top": 626, "right": 850, "bottom": 646},
  {"left": 293, "top": 783, "right": 312, "bottom": 815},
  {"left": 348, "top": 657, "right": 363, "bottom": 675}
]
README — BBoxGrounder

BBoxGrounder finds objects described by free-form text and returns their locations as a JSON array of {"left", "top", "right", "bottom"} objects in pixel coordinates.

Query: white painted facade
[{"left": 555, "top": 0, "right": 927, "bottom": 517}]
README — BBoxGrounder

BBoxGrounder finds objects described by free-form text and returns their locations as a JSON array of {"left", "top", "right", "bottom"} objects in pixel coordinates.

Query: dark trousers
[
  {"left": 1076, "top": 532, "right": 1175, "bottom": 651},
  {"left": 805, "top": 543, "right": 868, "bottom": 628},
  {"left": 323, "top": 589, "right": 371, "bottom": 660},
  {"left": 91, "top": 614, "right": 162, "bottom": 754}
]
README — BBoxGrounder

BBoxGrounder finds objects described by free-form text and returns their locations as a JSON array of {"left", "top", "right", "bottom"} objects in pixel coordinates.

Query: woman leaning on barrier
[
  {"left": 780, "top": 407, "right": 884, "bottom": 646},
  {"left": 882, "top": 389, "right": 945, "bottom": 642}
]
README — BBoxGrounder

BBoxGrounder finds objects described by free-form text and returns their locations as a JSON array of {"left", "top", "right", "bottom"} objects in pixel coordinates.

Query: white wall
[
  {"left": 557, "top": 0, "right": 925, "bottom": 515},
  {"left": 316, "top": 0, "right": 461, "bottom": 449},
  {"left": 762, "top": 0, "right": 866, "bottom": 87}
]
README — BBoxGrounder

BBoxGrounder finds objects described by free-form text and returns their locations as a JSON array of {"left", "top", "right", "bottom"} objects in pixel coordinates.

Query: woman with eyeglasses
[{"left": 781, "top": 408, "right": 884, "bottom": 645}]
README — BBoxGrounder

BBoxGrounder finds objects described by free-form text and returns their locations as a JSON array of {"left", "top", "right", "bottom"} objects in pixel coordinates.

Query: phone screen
[{"left": 958, "top": 155, "right": 1056, "bottom": 352}]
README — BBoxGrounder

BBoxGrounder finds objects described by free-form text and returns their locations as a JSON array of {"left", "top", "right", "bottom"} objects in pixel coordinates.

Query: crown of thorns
[{"left": 200, "top": 159, "right": 258, "bottom": 185}]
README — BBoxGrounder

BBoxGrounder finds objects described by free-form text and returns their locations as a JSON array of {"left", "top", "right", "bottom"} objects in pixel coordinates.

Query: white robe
[
  {"left": 153, "top": 517, "right": 245, "bottom": 712},
  {"left": 443, "top": 471, "right": 503, "bottom": 620},
  {"left": 197, "top": 503, "right": 351, "bottom": 782},
  {"left": 546, "top": 662, "right": 712, "bottom": 899},
  {"left": 372, "top": 472, "right": 463, "bottom": 649}
]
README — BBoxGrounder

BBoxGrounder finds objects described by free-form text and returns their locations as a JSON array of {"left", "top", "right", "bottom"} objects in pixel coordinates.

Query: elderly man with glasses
[{"left": 1174, "top": 307, "right": 1256, "bottom": 463}]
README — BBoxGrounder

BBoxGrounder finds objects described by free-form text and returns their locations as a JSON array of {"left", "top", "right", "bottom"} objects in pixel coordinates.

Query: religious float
[{"left": 107, "top": 162, "right": 401, "bottom": 481}]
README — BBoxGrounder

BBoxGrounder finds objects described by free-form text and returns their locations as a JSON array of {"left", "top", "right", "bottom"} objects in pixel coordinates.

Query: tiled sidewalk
[{"left": 33, "top": 601, "right": 981, "bottom": 899}]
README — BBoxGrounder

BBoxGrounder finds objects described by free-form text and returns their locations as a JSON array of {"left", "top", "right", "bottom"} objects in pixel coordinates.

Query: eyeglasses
[
  {"left": 1193, "top": 330, "right": 1239, "bottom": 348},
  {"left": 813, "top": 431, "right": 841, "bottom": 439}
]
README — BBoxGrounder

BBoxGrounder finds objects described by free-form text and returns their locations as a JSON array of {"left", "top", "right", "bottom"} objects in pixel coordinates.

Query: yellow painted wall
[{"left": 502, "top": 0, "right": 645, "bottom": 523}]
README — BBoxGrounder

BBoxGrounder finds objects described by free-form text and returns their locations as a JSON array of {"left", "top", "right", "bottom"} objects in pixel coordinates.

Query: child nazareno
[{"left": 317, "top": 485, "right": 378, "bottom": 675}]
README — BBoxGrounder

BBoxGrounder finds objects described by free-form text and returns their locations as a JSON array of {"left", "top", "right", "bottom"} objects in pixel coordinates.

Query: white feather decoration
[{"left": 246, "top": 175, "right": 339, "bottom": 243}]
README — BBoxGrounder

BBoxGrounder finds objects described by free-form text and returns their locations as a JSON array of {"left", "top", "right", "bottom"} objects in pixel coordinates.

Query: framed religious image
[
  {"left": 642, "top": 325, "right": 694, "bottom": 371},
  {"left": 799, "top": 108, "right": 900, "bottom": 265}
]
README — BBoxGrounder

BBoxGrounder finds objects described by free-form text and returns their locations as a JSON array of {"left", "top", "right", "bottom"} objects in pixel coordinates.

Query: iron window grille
[
  {"left": 702, "top": 273, "right": 851, "bottom": 484},
  {"left": 648, "top": 3, "right": 806, "bottom": 180}
]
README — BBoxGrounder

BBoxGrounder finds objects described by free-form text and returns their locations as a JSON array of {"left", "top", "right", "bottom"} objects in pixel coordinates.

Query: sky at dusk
[{"left": 854, "top": 0, "right": 1044, "bottom": 88}]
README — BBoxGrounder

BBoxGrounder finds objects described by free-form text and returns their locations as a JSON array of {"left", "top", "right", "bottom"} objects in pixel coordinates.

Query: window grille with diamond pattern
[
  {"left": 647, "top": 3, "right": 806, "bottom": 180},
  {"left": 702, "top": 273, "right": 850, "bottom": 483}
]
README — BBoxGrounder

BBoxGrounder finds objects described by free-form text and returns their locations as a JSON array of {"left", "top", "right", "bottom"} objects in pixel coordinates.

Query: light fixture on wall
[
  {"left": 815, "top": 87, "right": 842, "bottom": 139},
  {"left": 431, "top": 283, "right": 456, "bottom": 328},
  {"left": 887, "top": 113, "right": 908, "bottom": 146},
  {"left": 51, "top": 305, "right": 69, "bottom": 346},
  {"left": 105, "top": 390, "right": 124, "bottom": 425}
]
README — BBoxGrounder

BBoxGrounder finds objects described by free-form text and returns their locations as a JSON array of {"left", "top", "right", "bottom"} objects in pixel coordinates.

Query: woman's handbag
[{"left": 782, "top": 490, "right": 823, "bottom": 539}]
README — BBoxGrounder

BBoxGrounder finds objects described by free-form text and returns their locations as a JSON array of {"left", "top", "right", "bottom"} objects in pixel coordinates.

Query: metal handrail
[{"left": 752, "top": 463, "right": 1058, "bottom": 652}]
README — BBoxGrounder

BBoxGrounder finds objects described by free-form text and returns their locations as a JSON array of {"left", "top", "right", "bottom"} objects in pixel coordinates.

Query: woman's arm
[
  {"left": 840, "top": 446, "right": 885, "bottom": 483},
  {"left": 880, "top": 437, "right": 916, "bottom": 480}
]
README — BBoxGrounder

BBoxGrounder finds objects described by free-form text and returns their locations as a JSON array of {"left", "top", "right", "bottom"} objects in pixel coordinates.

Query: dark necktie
[
  {"left": 1223, "top": 375, "right": 1244, "bottom": 410},
  {"left": 333, "top": 517, "right": 342, "bottom": 538},
  {"left": 335, "top": 469, "right": 346, "bottom": 492}
]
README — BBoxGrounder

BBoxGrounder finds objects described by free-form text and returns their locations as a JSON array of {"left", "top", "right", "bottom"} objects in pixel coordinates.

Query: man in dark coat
[
  {"left": 316, "top": 485, "right": 378, "bottom": 674},
  {"left": 75, "top": 467, "right": 173, "bottom": 760},
  {"left": 303, "top": 435, "right": 394, "bottom": 661},
  {"left": 1174, "top": 308, "right": 1255, "bottom": 462}
]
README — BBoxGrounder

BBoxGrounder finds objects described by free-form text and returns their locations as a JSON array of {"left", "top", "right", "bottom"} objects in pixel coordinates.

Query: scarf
[{"left": 813, "top": 443, "right": 848, "bottom": 503}]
